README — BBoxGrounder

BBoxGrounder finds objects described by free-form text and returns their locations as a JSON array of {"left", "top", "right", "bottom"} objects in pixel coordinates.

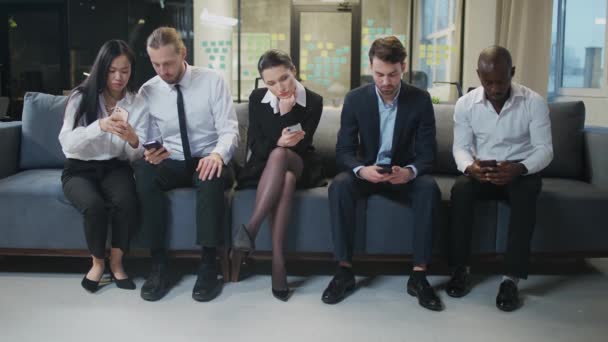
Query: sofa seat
[{"left": 0, "top": 169, "right": 85, "bottom": 249}]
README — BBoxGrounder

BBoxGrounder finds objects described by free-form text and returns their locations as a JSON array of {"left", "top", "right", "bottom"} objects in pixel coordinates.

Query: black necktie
[{"left": 175, "top": 84, "right": 193, "bottom": 169}]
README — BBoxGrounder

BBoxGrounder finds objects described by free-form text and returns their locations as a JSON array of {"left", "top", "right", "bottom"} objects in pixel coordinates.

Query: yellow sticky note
[
  {"left": 362, "top": 27, "right": 369, "bottom": 34},
  {"left": 327, "top": 43, "right": 334, "bottom": 50},
  {"left": 317, "top": 42, "right": 324, "bottom": 49},
  {"left": 363, "top": 38, "right": 369, "bottom": 45},
  {"left": 301, "top": 57, "right": 308, "bottom": 65},
  {"left": 278, "top": 33, "right": 286, "bottom": 40},
  {"left": 302, "top": 50, "right": 308, "bottom": 57},
  {"left": 301, "top": 63, "right": 307, "bottom": 71},
  {"left": 271, "top": 34, "right": 277, "bottom": 40},
  {"left": 321, "top": 50, "right": 328, "bottom": 57},
  {"left": 304, "top": 34, "right": 312, "bottom": 41},
  {"left": 301, "top": 74, "right": 307, "bottom": 81}
]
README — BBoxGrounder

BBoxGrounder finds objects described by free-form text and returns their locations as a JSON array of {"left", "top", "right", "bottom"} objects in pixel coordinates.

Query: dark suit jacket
[
  {"left": 237, "top": 87, "right": 324, "bottom": 189},
  {"left": 335, "top": 81, "right": 436, "bottom": 176}
]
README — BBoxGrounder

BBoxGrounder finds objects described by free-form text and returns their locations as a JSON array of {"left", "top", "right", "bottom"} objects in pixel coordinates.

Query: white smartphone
[
  {"left": 112, "top": 106, "right": 129, "bottom": 121},
  {"left": 286, "top": 123, "right": 302, "bottom": 133}
]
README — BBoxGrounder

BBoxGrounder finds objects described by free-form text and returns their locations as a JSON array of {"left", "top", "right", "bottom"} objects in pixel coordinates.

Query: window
[
  {"left": 411, "top": 0, "right": 463, "bottom": 102},
  {"left": 548, "top": 0, "right": 608, "bottom": 98}
]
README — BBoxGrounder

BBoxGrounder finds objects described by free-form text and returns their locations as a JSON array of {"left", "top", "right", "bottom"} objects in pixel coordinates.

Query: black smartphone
[
  {"left": 478, "top": 160, "right": 497, "bottom": 168},
  {"left": 142, "top": 140, "right": 163, "bottom": 150},
  {"left": 376, "top": 164, "right": 393, "bottom": 174}
]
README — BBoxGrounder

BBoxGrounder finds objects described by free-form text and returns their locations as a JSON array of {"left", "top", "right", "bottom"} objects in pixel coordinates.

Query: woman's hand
[{"left": 277, "top": 127, "right": 305, "bottom": 147}]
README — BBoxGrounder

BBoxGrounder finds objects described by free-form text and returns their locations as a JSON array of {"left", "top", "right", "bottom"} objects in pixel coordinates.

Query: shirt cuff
[
  {"left": 353, "top": 166, "right": 364, "bottom": 179},
  {"left": 405, "top": 164, "right": 418, "bottom": 179}
]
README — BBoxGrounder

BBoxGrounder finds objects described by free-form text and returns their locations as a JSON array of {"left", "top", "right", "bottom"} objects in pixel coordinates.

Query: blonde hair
[{"left": 146, "top": 27, "right": 185, "bottom": 54}]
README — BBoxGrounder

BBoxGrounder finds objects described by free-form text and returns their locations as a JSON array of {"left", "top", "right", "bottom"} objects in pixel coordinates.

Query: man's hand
[
  {"left": 197, "top": 153, "right": 224, "bottom": 181},
  {"left": 144, "top": 147, "right": 170, "bottom": 165},
  {"left": 358, "top": 165, "right": 391, "bottom": 183},
  {"left": 464, "top": 160, "right": 497, "bottom": 183},
  {"left": 384, "top": 166, "right": 414, "bottom": 185},
  {"left": 277, "top": 127, "right": 305, "bottom": 147},
  {"left": 486, "top": 161, "right": 526, "bottom": 186}
]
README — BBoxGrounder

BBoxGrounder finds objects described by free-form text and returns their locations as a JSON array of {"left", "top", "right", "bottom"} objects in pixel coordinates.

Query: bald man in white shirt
[
  {"left": 133, "top": 27, "right": 239, "bottom": 303},
  {"left": 446, "top": 46, "right": 553, "bottom": 312}
]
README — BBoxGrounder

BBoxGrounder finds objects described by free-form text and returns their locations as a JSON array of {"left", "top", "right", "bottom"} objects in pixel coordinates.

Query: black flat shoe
[
  {"left": 496, "top": 280, "right": 521, "bottom": 312},
  {"left": 272, "top": 288, "right": 291, "bottom": 302},
  {"left": 446, "top": 266, "right": 471, "bottom": 298},
  {"left": 233, "top": 224, "right": 255, "bottom": 252},
  {"left": 407, "top": 277, "right": 444, "bottom": 311},
  {"left": 81, "top": 276, "right": 100, "bottom": 293}
]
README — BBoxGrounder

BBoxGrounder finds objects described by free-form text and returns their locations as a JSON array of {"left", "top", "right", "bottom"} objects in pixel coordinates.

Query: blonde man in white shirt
[
  {"left": 60, "top": 40, "right": 145, "bottom": 293},
  {"left": 133, "top": 27, "right": 239, "bottom": 302},
  {"left": 447, "top": 46, "right": 553, "bottom": 312}
]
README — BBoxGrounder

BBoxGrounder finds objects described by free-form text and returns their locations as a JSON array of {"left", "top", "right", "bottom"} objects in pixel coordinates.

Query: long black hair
[{"left": 70, "top": 40, "right": 136, "bottom": 129}]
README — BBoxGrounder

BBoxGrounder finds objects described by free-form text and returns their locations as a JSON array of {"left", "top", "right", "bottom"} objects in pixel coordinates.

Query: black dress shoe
[
  {"left": 233, "top": 224, "right": 255, "bottom": 252},
  {"left": 272, "top": 288, "right": 291, "bottom": 302},
  {"left": 407, "top": 277, "right": 444, "bottom": 311},
  {"left": 192, "top": 263, "right": 222, "bottom": 302},
  {"left": 81, "top": 276, "right": 100, "bottom": 293},
  {"left": 140, "top": 263, "right": 170, "bottom": 301},
  {"left": 321, "top": 271, "right": 356, "bottom": 305},
  {"left": 446, "top": 266, "right": 471, "bottom": 298},
  {"left": 496, "top": 280, "right": 520, "bottom": 312}
]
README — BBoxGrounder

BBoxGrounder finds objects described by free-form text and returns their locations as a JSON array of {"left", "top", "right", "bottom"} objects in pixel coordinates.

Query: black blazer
[
  {"left": 237, "top": 87, "right": 324, "bottom": 188},
  {"left": 335, "top": 81, "right": 436, "bottom": 176}
]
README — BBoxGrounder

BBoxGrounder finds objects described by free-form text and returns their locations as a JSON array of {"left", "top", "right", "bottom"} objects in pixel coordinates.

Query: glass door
[{"left": 292, "top": 3, "right": 361, "bottom": 107}]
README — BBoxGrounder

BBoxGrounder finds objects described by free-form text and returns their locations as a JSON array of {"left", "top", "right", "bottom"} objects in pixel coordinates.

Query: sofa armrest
[
  {"left": 0, "top": 121, "right": 22, "bottom": 180},
  {"left": 584, "top": 126, "right": 608, "bottom": 191}
]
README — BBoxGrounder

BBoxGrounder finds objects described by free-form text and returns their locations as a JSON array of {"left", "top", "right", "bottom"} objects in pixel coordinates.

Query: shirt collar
[
  {"left": 375, "top": 83, "right": 401, "bottom": 109},
  {"left": 261, "top": 80, "right": 307, "bottom": 114},
  {"left": 474, "top": 82, "right": 524, "bottom": 104},
  {"left": 163, "top": 62, "right": 192, "bottom": 91}
]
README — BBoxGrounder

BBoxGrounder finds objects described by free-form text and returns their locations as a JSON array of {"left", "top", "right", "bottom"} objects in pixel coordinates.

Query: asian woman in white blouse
[{"left": 59, "top": 40, "right": 146, "bottom": 293}]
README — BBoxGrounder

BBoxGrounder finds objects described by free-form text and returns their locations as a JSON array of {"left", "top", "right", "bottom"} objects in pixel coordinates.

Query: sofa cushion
[
  {"left": 232, "top": 102, "right": 341, "bottom": 177},
  {"left": 0, "top": 169, "right": 86, "bottom": 249},
  {"left": 19, "top": 92, "right": 67, "bottom": 169},
  {"left": 541, "top": 101, "right": 585, "bottom": 179},
  {"left": 433, "top": 104, "right": 459, "bottom": 175},
  {"left": 231, "top": 187, "right": 334, "bottom": 252}
]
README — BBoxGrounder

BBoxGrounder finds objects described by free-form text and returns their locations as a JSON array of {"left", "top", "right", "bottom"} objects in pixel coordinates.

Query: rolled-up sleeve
[
  {"left": 452, "top": 98, "right": 476, "bottom": 173},
  {"left": 210, "top": 75, "right": 239, "bottom": 163},
  {"left": 521, "top": 97, "right": 553, "bottom": 174}
]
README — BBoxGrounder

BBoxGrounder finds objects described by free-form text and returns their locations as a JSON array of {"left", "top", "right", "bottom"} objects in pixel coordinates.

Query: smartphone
[
  {"left": 286, "top": 123, "right": 303, "bottom": 133},
  {"left": 142, "top": 140, "right": 163, "bottom": 150},
  {"left": 112, "top": 106, "right": 129, "bottom": 121},
  {"left": 478, "top": 160, "right": 497, "bottom": 168},
  {"left": 376, "top": 164, "right": 393, "bottom": 174}
]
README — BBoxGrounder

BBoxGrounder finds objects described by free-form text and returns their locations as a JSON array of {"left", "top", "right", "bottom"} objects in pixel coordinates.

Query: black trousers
[
  {"left": 328, "top": 171, "right": 440, "bottom": 265},
  {"left": 448, "top": 174, "right": 542, "bottom": 279},
  {"left": 62, "top": 158, "right": 138, "bottom": 259},
  {"left": 133, "top": 158, "right": 234, "bottom": 250}
]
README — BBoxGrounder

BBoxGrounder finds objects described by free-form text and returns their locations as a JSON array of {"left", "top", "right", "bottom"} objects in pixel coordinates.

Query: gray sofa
[
  {"left": 1, "top": 92, "right": 607, "bottom": 269},
  {"left": 230, "top": 100, "right": 608, "bottom": 258}
]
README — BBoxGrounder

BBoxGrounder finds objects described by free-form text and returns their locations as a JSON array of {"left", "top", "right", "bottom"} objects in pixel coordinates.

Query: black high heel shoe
[
  {"left": 81, "top": 276, "right": 100, "bottom": 293},
  {"left": 109, "top": 269, "right": 136, "bottom": 290},
  {"left": 272, "top": 288, "right": 291, "bottom": 302},
  {"left": 233, "top": 224, "right": 255, "bottom": 252}
]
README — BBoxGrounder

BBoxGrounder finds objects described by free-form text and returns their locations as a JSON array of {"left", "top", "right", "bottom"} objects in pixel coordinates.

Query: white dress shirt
[
  {"left": 261, "top": 80, "right": 307, "bottom": 114},
  {"left": 453, "top": 83, "right": 553, "bottom": 175},
  {"left": 138, "top": 64, "right": 239, "bottom": 163},
  {"left": 59, "top": 91, "right": 146, "bottom": 161}
]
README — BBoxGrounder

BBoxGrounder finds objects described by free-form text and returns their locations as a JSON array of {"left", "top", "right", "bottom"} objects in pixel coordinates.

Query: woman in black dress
[{"left": 233, "top": 49, "right": 324, "bottom": 301}]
